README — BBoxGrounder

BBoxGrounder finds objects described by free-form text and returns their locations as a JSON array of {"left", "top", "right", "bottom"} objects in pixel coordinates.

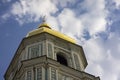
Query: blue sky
[{"left": 0, "top": 0, "right": 120, "bottom": 80}]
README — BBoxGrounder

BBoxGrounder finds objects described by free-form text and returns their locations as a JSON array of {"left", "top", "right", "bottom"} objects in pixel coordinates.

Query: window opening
[{"left": 57, "top": 54, "right": 68, "bottom": 66}]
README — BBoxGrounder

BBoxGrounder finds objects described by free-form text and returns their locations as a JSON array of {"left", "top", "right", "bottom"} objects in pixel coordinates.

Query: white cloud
[
  {"left": 9, "top": 0, "right": 108, "bottom": 37},
  {"left": 11, "top": 0, "right": 58, "bottom": 24},
  {"left": 55, "top": 0, "right": 108, "bottom": 40},
  {"left": 58, "top": 8, "right": 84, "bottom": 38},
  {"left": 104, "top": 33, "right": 120, "bottom": 80},
  {"left": 80, "top": 0, "right": 107, "bottom": 36},
  {"left": 52, "top": 0, "right": 76, "bottom": 7},
  {"left": 105, "top": 32, "right": 120, "bottom": 59},
  {"left": 103, "top": 51, "right": 120, "bottom": 80},
  {"left": 2, "top": 13, "right": 10, "bottom": 20},
  {"left": 84, "top": 32, "right": 120, "bottom": 80},
  {"left": 117, "top": 44, "right": 120, "bottom": 53},
  {"left": 47, "top": 15, "right": 59, "bottom": 30},
  {"left": 83, "top": 37, "right": 106, "bottom": 62},
  {"left": 113, "top": 0, "right": 120, "bottom": 8},
  {"left": 85, "top": 61, "right": 104, "bottom": 77}
]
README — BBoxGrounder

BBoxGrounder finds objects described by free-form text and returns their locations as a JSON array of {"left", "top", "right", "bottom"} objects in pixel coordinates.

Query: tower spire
[
  {"left": 38, "top": 16, "right": 51, "bottom": 29},
  {"left": 42, "top": 16, "right": 46, "bottom": 23}
]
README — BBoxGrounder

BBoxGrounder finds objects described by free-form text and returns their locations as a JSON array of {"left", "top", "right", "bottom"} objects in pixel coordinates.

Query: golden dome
[
  {"left": 26, "top": 27, "right": 76, "bottom": 44},
  {"left": 26, "top": 17, "right": 76, "bottom": 44},
  {"left": 38, "top": 22, "right": 51, "bottom": 29}
]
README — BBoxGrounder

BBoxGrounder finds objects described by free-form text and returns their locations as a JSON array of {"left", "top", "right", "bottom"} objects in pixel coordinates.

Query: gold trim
[{"left": 26, "top": 27, "right": 76, "bottom": 44}]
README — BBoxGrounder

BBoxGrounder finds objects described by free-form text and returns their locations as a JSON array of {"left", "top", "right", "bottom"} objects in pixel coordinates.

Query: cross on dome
[{"left": 38, "top": 16, "right": 51, "bottom": 29}]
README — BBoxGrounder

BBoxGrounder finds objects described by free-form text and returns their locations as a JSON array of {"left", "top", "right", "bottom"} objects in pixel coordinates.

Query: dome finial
[
  {"left": 38, "top": 15, "right": 51, "bottom": 29},
  {"left": 42, "top": 15, "right": 46, "bottom": 23}
]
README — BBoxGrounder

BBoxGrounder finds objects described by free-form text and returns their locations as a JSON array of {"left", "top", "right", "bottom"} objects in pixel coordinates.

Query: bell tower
[{"left": 4, "top": 20, "right": 100, "bottom": 80}]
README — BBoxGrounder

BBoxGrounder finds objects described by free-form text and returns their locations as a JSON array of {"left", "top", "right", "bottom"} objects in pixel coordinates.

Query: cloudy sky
[{"left": 0, "top": 0, "right": 120, "bottom": 80}]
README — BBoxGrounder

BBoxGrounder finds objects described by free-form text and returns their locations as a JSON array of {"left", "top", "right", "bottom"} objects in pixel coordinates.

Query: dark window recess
[{"left": 57, "top": 54, "right": 68, "bottom": 66}]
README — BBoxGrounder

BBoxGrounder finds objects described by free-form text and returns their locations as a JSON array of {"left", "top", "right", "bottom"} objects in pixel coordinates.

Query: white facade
[{"left": 4, "top": 31, "right": 100, "bottom": 80}]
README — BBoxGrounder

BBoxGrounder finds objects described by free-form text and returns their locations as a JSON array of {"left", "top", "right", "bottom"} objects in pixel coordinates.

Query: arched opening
[{"left": 57, "top": 54, "right": 68, "bottom": 66}]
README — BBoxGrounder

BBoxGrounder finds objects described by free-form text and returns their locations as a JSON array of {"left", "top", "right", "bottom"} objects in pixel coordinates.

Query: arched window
[
  {"left": 28, "top": 43, "right": 42, "bottom": 59},
  {"left": 57, "top": 53, "right": 68, "bottom": 66}
]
